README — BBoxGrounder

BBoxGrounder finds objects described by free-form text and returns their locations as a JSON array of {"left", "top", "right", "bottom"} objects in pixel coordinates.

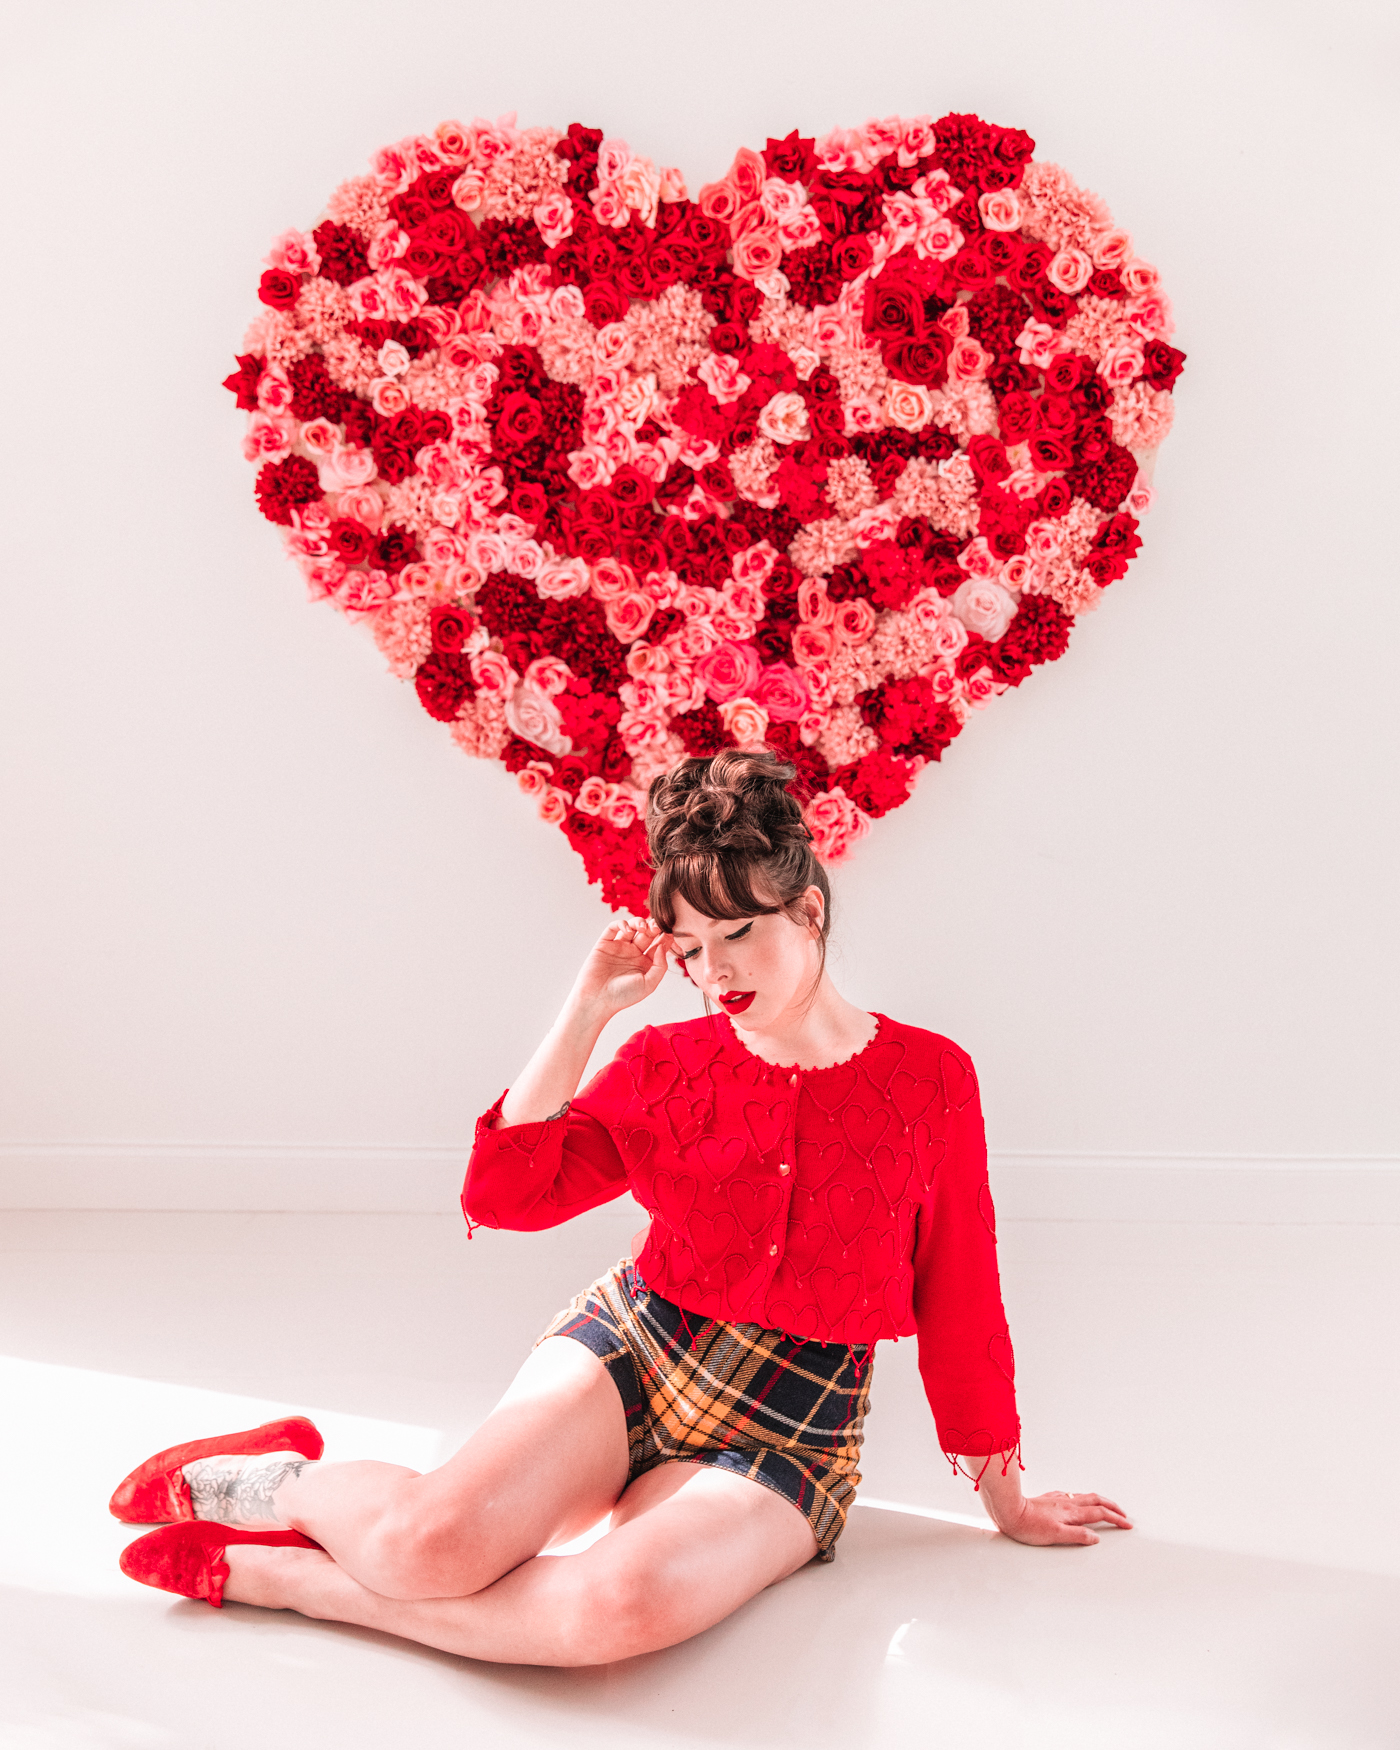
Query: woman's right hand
[{"left": 572, "top": 918, "right": 673, "bottom": 1017}]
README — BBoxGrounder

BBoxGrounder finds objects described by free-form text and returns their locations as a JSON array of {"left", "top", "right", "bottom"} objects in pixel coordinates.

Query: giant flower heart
[{"left": 227, "top": 111, "right": 1184, "bottom": 911}]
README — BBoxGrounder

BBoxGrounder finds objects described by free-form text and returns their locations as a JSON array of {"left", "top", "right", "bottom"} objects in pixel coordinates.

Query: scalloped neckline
[{"left": 721, "top": 1009, "right": 886, "bottom": 1075}]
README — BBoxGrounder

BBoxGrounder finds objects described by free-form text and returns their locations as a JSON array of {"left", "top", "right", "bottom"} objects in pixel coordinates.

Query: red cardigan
[{"left": 463, "top": 1011, "right": 1020, "bottom": 1461}]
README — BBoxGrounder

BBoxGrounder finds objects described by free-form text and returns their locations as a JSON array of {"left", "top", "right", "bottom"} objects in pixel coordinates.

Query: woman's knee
[{"left": 550, "top": 1557, "right": 679, "bottom": 1665}]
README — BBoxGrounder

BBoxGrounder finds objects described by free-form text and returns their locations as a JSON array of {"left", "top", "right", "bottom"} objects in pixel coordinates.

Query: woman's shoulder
[{"left": 878, "top": 1016, "right": 980, "bottom": 1090}]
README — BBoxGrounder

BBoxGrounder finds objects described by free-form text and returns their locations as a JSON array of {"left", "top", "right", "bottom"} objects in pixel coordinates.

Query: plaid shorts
[{"left": 537, "top": 1258, "right": 874, "bottom": 1561}]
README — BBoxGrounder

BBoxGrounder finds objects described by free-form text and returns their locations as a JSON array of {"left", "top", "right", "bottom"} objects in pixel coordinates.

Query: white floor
[{"left": 1, "top": 1207, "right": 1396, "bottom": 1750}]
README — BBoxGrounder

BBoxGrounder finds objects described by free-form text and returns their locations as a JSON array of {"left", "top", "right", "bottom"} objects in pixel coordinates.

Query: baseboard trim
[{"left": 1, "top": 1144, "right": 1396, "bottom": 1222}]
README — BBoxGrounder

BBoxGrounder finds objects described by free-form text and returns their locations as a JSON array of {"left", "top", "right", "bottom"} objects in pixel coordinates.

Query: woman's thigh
[
  {"left": 352, "top": 1334, "right": 631, "bottom": 1596},
  {"left": 269, "top": 1457, "right": 821, "bottom": 1665}
]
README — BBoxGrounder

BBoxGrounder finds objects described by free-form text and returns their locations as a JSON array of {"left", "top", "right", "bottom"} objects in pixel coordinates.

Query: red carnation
[
  {"left": 257, "top": 268, "right": 301, "bottom": 310},
  {"left": 414, "top": 652, "right": 475, "bottom": 722},
  {"left": 254, "top": 455, "right": 321, "bottom": 526},
  {"left": 827, "top": 750, "right": 918, "bottom": 818},
  {"left": 993, "top": 595, "right": 1072, "bottom": 678}
]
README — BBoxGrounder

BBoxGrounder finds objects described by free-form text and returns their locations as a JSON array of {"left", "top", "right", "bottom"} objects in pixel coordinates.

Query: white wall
[{"left": 1, "top": 0, "right": 1396, "bottom": 1188}]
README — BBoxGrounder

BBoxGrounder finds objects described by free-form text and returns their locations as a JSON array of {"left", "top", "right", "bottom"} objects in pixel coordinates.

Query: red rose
[
  {"left": 222, "top": 353, "right": 264, "bottom": 410},
  {"left": 863, "top": 277, "right": 924, "bottom": 340},
  {"left": 883, "top": 334, "right": 950, "bottom": 387},
  {"left": 329, "top": 518, "right": 374, "bottom": 563},
  {"left": 1141, "top": 340, "right": 1187, "bottom": 391},
  {"left": 510, "top": 481, "right": 548, "bottom": 524},
  {"left": 583, "top": 280, "right": 629, "bottom": 326},
  {"left": 375, "top": 524, "right": 419, "bottom": 572},
  {"left": 763, "top": 129, "right": 817, "bottom": 181},
  {"left": 996, "top": 390, "right": 1037, "bottom": 445},
  {"left": 967, "top": 435, "right": 1012, "bottom": 483},
  {"left": 834, "top": 234, "right": 873, "bottom": 279},
  {"left": 257, "top": 268, "right": 301, "bottom": 309},
  {"left": 1087, "top": 268, "right": 1127, "bottom": 300},
  {"left": 827, "top": 750, "right": 918, "bottom": 818},
  {"left": 1044, "top": 352, "right": 1090, "bottom": 394},
  {"left": 430, "top": 605, "right": 471, "bottom": 653},
  {"left": 494, "top": 391, "right": 545, "bottom": 449},
  {"left": 1035, "top": 476, "right": 1073, "bottom": 519},
  {"left": 1027, "top": 431, "right": 1074, "bottom": 471}
]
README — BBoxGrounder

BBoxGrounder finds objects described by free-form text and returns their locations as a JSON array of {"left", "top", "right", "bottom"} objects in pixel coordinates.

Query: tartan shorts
[{"left": 537, "top": 1257, "right": 874, "bottom": 1561}]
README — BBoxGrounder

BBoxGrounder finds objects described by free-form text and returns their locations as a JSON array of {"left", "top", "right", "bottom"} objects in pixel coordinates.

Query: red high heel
[
  {"left": 120, "top": 1522, "right": 321, "bottom": 1608},
  {"left": 108, "top": 1415, "right": 324, "bottom": 1524}
]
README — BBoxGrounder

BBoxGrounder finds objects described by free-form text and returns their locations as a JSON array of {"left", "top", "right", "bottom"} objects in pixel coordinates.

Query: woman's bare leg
[
  {"left": 223, "top": 1459, "right": 819, "bottom": 1666},
  {"left": 186, "top": 1337, "right": 630, "bottom": 1600}
]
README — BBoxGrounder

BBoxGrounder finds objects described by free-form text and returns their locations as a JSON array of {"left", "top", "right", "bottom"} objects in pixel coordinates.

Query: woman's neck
[{"left": 726, "top": 977, "right": 878, "bottom": 1072}]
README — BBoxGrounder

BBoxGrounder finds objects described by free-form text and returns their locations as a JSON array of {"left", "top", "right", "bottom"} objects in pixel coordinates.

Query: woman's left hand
[{"left": 992, "top": 1489, "right": 1133, "bottom": 1546}]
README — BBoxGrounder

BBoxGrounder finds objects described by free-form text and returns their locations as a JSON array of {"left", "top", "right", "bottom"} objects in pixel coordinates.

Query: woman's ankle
[{"left": 183, "top": 1453, "right": 317, "bottom": 1528}]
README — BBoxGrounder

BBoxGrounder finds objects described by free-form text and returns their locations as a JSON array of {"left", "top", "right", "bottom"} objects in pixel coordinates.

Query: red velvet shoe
[
  {"left": 108, "top": 1415, "right": 324, "bottom": 1524},
  {"left": 120, "top": 1522, "right": 321, "bottom": 1608}
]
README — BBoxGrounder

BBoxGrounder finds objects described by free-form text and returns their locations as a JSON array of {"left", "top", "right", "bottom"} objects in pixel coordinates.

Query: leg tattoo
[{"left": 183, "top": 1454, "right": 310, "bottom": 1527}]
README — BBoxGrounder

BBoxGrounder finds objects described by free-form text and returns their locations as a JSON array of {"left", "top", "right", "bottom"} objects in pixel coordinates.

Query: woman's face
[{"left": 668, "top": 887, "right": 825, "bottom": 1033}]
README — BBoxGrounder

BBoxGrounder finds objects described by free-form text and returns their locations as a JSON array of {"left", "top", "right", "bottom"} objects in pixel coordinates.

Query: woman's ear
[{"left": 802, "top": 884, "right": 826, "bottom": 936}]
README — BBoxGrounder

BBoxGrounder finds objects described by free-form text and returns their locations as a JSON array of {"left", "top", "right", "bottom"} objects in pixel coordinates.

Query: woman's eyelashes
[{"left": 679, "top": 922, "right": 753, "bottom": 962}]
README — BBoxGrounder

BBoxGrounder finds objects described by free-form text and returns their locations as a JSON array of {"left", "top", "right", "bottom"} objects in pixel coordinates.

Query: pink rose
[
  {"left": 732, "top": 228, "right": 783, "bottom": 279},
  {"left": 378, "top": 265, "right": 428, "bottom": 321},
  {"left": 619, "top": 710, "right": 671, "bottom": 756},
  {"left": 471, "top": 649, "right": 517, "bottom": 694},
  {"left": 589, "top": 557, "right": 636, "bottom": 600},
  {"left": 696, "top": 639, "right": 763, "bottom": 704},
  {"left": 626, "top": 642, "right": 671, "bottom": 678},
  {"left": 946, "top": 337, "right": 992, "bottom": 385},
  {"left": 525, "top": 655, "right": 573, "bottom": 696},
  {"left": 956, "top": 536, "right": 1000, "bottom": 580},
  {"left": 1091, "top": 228, "right": 1134, "bottom": 271},
  {"left": 1098, "top": 338, "right": 1146, "bottom": 386},
  {"left": 605, "top": 587, "right": 657, "bottom": 644},
  {"left": 752, "top": 663, "right": 810, "bottom": 724},
  {"left": 730, "top": 541, "right": 779, "bottom": 586},
  {"left": 757, "top": 392, "right": 811, "bottom": 446},
  {"left": 1121, "top": 258, "right": 1161, "bottom": 297},
  {"left": 951, "top": 578, "right": 1018, "bottom": 641},
  {"left": 698, "top": 352, "right": 752, "bottom": 405},
  {"left": 719, "top": 697, "right": 769, "bottom": 746},
  {"left": 538, "top": 788, "right": 570, "bottom": 825},
  {"left": 791, "top": 623, "right": 836, "bottom": 665},
  {"left": 298, "top": 418, "right": 340, "bottom": 455},
  {"left": 832, "top": 598, "right": 876, "bottom": 645},
  {"left": 533, "top": 193, "right": 574, "bottom": 248},
  {"left": 536, "top": 557, "right": 590, "bottom": 599},
  {"left": 516, "top": 763, "right": 550, "bottom": 798},
  {"left": 336, "top": 486, "right": 383, "bottom": 528},
  {"left": 575, "top": 776, "right": 610, "bottom": 814},
  {"left": 264, "top": 228, "right": 321, "bottom": 275},
  {"left": 506, "top": 681, "right": 570, "bottom": 756},
  {"left": 920, "top": 216, "right": 964, "bottom": 262},
  {"left": 1047, "top": 248, "right": 1094, "bottom": 295},
  {"left": 884, "top": 380, "right": 935, "bottom": 432},
  {"left": 804, "top": 791, "right": 871, "bottom": 863},
  {"left": 242, "top": 412, "right": 291, "bottom": 462},
  {"left": 977, "top": 189, "right": 1023, "bottom": 231},
  {"left": 335, "top": 567, "right": 395, "bottom": 618},
  {"left": 317, "top": 444, "right": 378, "bottom": 492}
]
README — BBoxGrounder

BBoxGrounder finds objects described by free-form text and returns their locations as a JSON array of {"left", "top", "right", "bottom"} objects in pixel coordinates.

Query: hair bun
[{"left": 645, "top": 749, "right": 809, "bottom": 867}]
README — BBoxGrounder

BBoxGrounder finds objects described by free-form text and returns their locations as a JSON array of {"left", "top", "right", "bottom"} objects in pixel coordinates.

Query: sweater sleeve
[
  {"left": 910, "top": 1045, "right": 1022, "bottom": 1467},
  {"left": 459, "top": 1030, "right": 645, "bottom": 1232}
]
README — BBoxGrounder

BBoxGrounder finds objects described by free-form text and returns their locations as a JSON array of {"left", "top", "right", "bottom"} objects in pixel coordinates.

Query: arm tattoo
[
  {"left": 545, "top": 1099, "right": 572, "bottom": 1121},
  {"left": 184, "top": 1456, "right": 308, "bottom": 1527}
]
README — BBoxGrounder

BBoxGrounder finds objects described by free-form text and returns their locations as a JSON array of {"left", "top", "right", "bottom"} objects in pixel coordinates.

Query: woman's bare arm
[{"left": 497, "top": 919, "right": 672, "bottom": 1126}]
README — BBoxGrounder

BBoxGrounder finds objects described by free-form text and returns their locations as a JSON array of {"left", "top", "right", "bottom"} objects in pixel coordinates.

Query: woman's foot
[{"left": 182, "top": 1452, "right": 317, "bottom": 1528}]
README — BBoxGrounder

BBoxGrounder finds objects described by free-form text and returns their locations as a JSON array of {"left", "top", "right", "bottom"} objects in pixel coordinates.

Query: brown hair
[{"left": 645, "top": 749, "right": 831, "bottom": 949}]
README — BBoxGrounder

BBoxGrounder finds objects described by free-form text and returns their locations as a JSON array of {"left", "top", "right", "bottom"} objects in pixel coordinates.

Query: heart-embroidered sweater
[{"left": 463, "top": 1010, "right": 1020, "bottom": 1460}]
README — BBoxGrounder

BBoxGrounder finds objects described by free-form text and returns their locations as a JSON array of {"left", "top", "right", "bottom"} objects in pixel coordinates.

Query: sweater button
[
  {"left": 778, "top": 1162, "right": 790, "bottom": 1175},
  {"left": 769, "top": 1243, "right": 778, "bottom": 1256},
  {"left": 789, "top": 1073, "right": 798, "bottom": 1086}
]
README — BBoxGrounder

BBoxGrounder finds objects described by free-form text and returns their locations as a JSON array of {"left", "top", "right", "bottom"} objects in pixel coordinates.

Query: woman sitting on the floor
[{"left": 112, "top": 748, "right": 1129, "bottom": 1665}]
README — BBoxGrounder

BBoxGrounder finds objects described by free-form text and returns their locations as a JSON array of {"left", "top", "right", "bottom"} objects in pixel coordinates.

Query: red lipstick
[{"left": 718, "top": 990, "right": 756, "bottom": 1014}]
